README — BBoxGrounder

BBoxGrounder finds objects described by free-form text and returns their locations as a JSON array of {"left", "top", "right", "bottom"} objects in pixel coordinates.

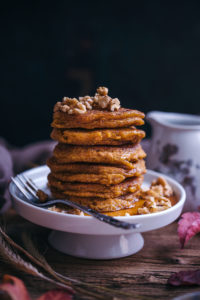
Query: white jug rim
[{"left": 146, "top": 111, "right": 200, "bottom": 130}]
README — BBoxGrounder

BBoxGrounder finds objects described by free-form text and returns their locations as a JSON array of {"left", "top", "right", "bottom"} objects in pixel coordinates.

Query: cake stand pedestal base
[{"left": 48, "top": 231, "right": 144, "bottom": 260}]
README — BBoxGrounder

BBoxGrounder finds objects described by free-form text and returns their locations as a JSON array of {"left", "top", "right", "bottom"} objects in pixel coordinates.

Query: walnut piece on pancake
[
  {"left": 54, "top": 97, "right": 87, "bottom": 114},
  {"left": 97, "top": 86, "right": 108, "bottom": 96},
  {"left": 138, "top": 177, "right": 173, "bottom": 214},
  {"left": 53, "top": 87, "right": 121, "bottom": 114},
  {"left": 79, "top": 96, "right": 93, "bottom": 110},
  {"left": 109, "top": 98, "right": 121, "bottom": 112}
]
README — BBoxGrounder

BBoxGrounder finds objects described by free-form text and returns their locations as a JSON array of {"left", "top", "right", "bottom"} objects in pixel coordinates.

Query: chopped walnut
[
  {"left": 36, "top": 189, "right": 48, "bottom": 202},
  {"left": 97, "top": 86, "right": 108, "bottom": 96},
  {"left": 138, "top": 176, "right": 172, "bottom": 215},
  {"left": 62, "top": 104, "right": 70, "bottom": 113},
  {"left": 63, "top": 97, "right": 78, "bottom": 106},
  {"left": 151, "top": 177, "right": 173, "bottom": 198},
  {"left": 138, "top": 207, "right": 150, "bottom": 214},
  {"left": 48, "top": 205, "right": 60, "bottom": 212},
  {"left": 84, "top": 101, "right": 93, "bottom": 110},
  {"left": 68, "top": 108, "right": 86, "bottom": 114},
  {"left": 53, "top": 87, "right": 121, "bottom": 114},
  {"left": 79, "top": 96, "right": 93, "bottom": 110},
  {"left": 76, "top": 102, "right": 86, "bottom": 110},
  {"left": 109, "top": 98, "right": 121, "bottom": 111},
  {"left": 97, "top": 95, "right": 111, "bottom": 109}
]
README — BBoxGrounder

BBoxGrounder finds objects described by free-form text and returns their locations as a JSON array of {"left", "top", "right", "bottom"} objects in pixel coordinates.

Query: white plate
[{"left": 9, "top": 166, "right": 186, "bottom": 259}]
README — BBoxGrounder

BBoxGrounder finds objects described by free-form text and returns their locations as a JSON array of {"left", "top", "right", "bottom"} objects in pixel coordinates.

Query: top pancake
[{"left": 51, "top": 108, "right": 145, "bottom": 129}]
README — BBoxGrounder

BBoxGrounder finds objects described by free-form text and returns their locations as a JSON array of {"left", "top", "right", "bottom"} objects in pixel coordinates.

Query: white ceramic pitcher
[{"left": 146, "top": 111, "right": 200, "bottom": 212}]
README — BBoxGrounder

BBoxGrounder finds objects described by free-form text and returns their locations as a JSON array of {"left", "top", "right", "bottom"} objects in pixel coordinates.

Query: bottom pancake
[
  {"left": 48, "top": 173, "right": 143, "bottom": 198},
  {"left": 50, "top": 187, "right": 139, "bottom": 211},
  {"left": 48, "top": 200, "right": 145, "bottom": 216}
]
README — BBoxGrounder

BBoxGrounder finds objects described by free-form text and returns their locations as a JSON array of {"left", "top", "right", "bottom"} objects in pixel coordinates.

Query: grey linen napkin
[{"left": 0, "top": 139, "right": 56, "bottom": 213}]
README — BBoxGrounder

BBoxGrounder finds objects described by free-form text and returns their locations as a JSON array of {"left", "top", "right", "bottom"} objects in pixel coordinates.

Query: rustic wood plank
[{"left": 1, "top": 211, "right": 200, "bottom": 299}]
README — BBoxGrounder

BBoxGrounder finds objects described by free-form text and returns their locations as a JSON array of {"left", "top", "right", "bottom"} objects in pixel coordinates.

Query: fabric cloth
[{"left": 0, "top": 139, "right": 56, "bottom": 213}]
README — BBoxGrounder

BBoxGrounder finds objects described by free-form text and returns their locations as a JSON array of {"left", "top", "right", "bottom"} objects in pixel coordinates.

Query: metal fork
[{"left": 11, "top": 174, "right": 140, "bottom": 230}]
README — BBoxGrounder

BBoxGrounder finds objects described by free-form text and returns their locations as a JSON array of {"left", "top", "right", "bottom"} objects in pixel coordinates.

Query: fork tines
[{"left": 16, "top": 174, "right": 39, "bottom": 200}]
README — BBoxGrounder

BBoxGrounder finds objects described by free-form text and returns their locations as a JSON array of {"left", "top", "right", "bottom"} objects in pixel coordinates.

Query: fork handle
[{"left": 35, "top": 199, "right": 140, "bottom": 230}]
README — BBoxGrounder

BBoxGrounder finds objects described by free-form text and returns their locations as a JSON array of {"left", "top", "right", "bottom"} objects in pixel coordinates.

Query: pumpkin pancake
[
  {"left": 51, "top": 108, "right": 144, "bottom": 129},
  {"left": 49, "top": 188, "right": 139, "bottom": 211},
  {"left": 51, "top": 126, "right": 145, "bottom": 146},
  {"left": 48, "top": 173, "right": 143, "bottom": 198},
  {"left": 48, "top": 160, "right": 146, "bottom": 185},
  {"left": 48, "top": 200, "right": 145, "bottom": 215},
  {"left": 47, "top": 157, "right": 145, "bottom": 175},
  {"left": 53, "top": 143, "right": 146, "bottom": 169}
]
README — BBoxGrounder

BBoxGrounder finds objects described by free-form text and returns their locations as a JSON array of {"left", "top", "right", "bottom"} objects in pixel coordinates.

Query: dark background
[{"left": 1, "top": 1, "right": 200, "bottom": 146}]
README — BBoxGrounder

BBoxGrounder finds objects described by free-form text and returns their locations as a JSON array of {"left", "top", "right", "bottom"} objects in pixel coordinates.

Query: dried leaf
[
  {"left": 178, "top": 212, "right": 200, "bottom": 248},
  {"left": 0, "top": 275, "right": 72, "bottom": 300},
  {"left": 0, "top": 274, "right": 31, "bottom": 300},
  {"left": 168, "top": 269, "right": 200, "bottom": 286},
  {"left": 37, "top": 289, "right": 72, "bottom": 300},
  {"left": 0, "top": 234, "right": 73, "bottom": 293}
]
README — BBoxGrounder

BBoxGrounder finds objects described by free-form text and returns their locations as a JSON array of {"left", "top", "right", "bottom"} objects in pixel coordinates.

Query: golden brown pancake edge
[{"left": 51, "top": 127, "right": 145, "bottom": 145}]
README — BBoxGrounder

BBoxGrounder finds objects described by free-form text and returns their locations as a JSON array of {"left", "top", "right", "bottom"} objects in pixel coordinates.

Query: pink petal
[
  {"left": 0, "top": 275, "right": 31, "bottom": 300},
  {"left": 178, "top": 212, "right": 200, "bottom": 248},
  {"left": 168, "top": 270, "right": 200, "bottom": 286},
  {"left": 37, "top": 289, "right": 73, "bottom": 300}
]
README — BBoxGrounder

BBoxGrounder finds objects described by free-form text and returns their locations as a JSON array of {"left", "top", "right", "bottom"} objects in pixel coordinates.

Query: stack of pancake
[{"left": 47, "top": 89, "right": 147, "bottom": 216}]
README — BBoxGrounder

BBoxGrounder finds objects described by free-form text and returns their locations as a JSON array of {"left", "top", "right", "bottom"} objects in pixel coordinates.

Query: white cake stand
[{"left": 9, "top": 166, "right": 185, "bottom": 259}]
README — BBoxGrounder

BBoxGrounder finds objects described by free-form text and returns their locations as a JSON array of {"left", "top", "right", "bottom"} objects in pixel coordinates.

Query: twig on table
[{"left": 0, "top": 234, "right": 74, "bottom": 294}]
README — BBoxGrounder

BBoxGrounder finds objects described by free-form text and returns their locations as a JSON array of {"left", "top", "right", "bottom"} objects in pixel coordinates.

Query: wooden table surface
[{"left": 1, "top": 211, "right": 200, "bottom": 300}]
